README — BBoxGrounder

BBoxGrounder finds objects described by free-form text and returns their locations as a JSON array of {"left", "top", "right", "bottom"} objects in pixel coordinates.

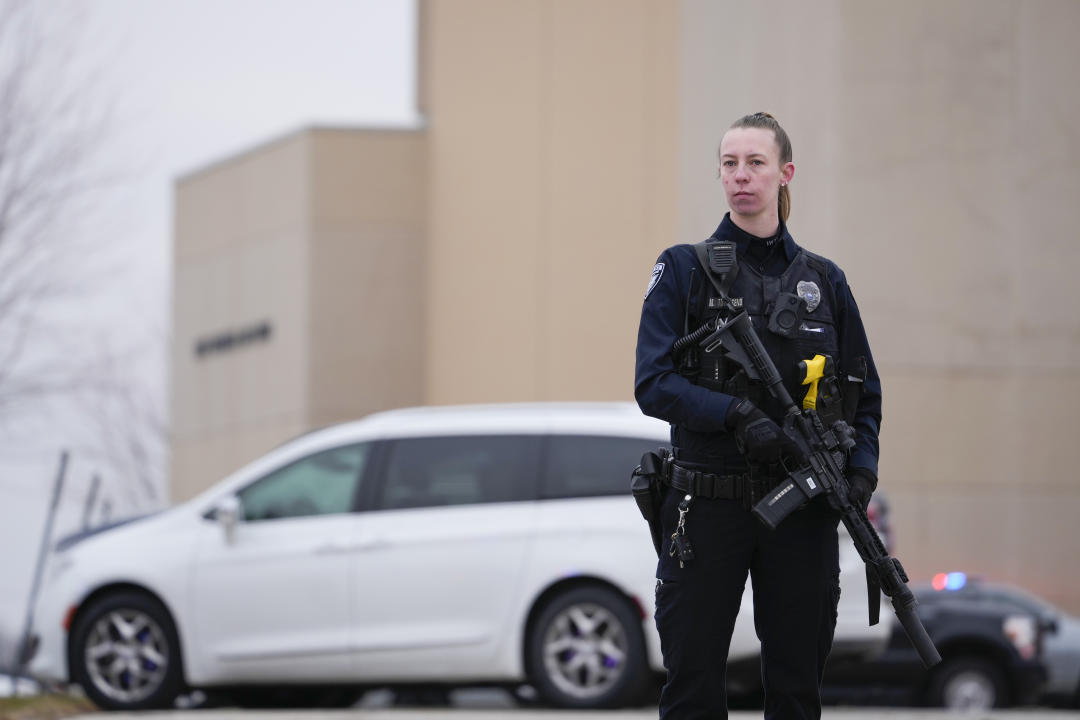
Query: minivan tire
[
  {"left": 526, "top": 585, "right": 648, "bottom": 708},
  {"left": 70, "top": 591, "right": 184, "bottom": 710}
]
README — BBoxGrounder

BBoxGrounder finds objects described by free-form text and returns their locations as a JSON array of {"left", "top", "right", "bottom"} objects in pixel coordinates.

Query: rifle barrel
[{"left": 894, "top": 601, "right": 943, "bottom": 668}]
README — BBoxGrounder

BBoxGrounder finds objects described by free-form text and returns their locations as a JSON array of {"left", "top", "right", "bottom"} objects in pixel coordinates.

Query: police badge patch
[
  {"left": 645, "top": 262, "right": 665, "bottom": 299},
  {"left": 796, "top": 280, "right": 821, "bottom": 312}
]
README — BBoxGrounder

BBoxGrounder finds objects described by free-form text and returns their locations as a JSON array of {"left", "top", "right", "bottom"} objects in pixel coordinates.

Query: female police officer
[{"left": 635, "top": 112, "right": 882, "bottom": 719}]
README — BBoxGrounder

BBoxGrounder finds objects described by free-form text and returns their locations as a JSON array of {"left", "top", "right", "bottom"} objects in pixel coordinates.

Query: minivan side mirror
[{"left": 215, "top": 495, "right": 242, "bottom": 543}]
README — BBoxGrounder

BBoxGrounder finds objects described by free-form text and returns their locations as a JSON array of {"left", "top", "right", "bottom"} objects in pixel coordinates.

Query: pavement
[
  {"left": 51, "top": 683, "right": 1080, "bottom": 720},
  {"left": 50, "top": 685, "right": 1080, "bottom": 720},
  {"left": 66, "top": 711, "right": 1080, "bottom": 720}
]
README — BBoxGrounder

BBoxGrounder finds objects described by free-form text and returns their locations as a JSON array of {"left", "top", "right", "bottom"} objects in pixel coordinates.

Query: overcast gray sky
[
  {"left": 88, "top": 0, "right": 419, "bottom": 333},
  {"left": 0, "top": 0, "right": 417, "bottom": 654}
]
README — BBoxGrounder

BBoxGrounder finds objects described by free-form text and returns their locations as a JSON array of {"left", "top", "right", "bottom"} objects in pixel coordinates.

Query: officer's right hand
[{"left": 727, "top": 400, "right": 804, "bottom": 464}]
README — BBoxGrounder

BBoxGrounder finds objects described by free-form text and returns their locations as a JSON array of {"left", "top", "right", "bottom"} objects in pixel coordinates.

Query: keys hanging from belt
[{"left": 669, "top": 494, "right": 695, "bottom": 568}]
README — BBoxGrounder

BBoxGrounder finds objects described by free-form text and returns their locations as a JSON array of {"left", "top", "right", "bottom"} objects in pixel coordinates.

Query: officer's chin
[{"left": 728, "top": 197, "right": 764, "bottom": 216}]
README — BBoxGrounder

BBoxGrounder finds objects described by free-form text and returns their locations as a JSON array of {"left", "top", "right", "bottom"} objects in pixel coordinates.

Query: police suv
[{"left": 27, "top": 403, "right": 889, "bottom": 710}]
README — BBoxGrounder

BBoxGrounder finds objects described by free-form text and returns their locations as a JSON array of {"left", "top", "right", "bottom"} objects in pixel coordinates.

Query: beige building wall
[
  {"left": 422, "top": 0, "right": 681, "bottom": 403},
  {"left": 173, "top": 133, "right": 312, "bottom": 504},
  {"left": 307, "top": 130, "right": 427, "bottom": 429},
  {"left": 172, "top": 129, "right": 425, "bottom": 502}
]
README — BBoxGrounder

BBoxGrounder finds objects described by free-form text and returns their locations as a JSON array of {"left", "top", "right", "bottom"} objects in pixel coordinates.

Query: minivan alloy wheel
[
  {"left": 84, "top": 608, "right": 169, "bottom": 703},
  {"left": 72, "top": 592, "right": 184, "bottom": 710},
  {"left": 527, "top": 585, "right": 647, "bottom": 708},
  {"left": 542, "top": 602, "right": 627, "bottom": 698}
]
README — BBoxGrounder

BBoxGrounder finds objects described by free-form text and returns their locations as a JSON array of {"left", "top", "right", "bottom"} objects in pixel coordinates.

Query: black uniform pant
[{"left": 655, "top": 485, "right": 840, "bottom": 720}]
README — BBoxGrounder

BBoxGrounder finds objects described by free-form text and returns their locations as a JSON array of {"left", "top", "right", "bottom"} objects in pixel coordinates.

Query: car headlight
[{"left": 1003, "top": 614, "right": 1037, "bottom": 660}]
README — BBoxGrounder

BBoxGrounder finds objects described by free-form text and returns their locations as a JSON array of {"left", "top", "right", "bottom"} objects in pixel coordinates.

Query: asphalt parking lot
[
  {"left": 48, "top": 685, "right": 1080, "bottom": 719},
  {"left": 65, "top": 710, "right": 1080, "bottom": 720},
  {"left": 57, "top": 688, "right": 1080, "bottom": 720}
]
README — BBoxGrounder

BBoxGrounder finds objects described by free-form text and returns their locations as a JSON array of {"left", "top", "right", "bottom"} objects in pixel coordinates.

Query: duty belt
[
  {"left": 666, "top": 462, "right": 782, "bottom": 507},
  {"left": 667, "top": 463, "right": 750, "bottom": 501}
]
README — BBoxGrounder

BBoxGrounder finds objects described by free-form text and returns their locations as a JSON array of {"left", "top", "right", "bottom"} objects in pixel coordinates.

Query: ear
[{"left": 780, "top": 161, "right": 795, "bottom": 186}]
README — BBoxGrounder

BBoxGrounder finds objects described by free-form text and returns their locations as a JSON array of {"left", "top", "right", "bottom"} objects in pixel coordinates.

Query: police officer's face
[{"left": 719, "top": 127, "right": 794, "bottom": 220}]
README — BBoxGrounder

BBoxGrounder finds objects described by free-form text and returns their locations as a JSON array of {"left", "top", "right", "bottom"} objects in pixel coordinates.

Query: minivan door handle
[
  {"left": 313, "top": 539, "right": 353, "bottom": 555},
  {"left": 353, "top": 536, "right": 390, "bottom": 552}
]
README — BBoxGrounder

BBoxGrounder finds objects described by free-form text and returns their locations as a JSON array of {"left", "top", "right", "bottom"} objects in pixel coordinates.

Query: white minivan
[{"left": 27, "top": 403, "right": 889, "bottom": 710}]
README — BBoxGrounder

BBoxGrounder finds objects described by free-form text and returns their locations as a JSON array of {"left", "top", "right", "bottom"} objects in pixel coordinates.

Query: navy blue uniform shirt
[{"left": 634, "top": 214, "right": 882, "bottom": 476}]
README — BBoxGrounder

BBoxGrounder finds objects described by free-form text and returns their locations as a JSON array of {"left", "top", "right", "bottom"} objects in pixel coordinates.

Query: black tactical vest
[{"left": 684, "top": 248, "right": 839, "bottom": 420}]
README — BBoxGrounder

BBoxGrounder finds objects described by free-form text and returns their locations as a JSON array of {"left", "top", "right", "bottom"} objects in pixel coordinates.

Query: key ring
[{"left": 676, "top": 494, "right": 692, "bottom": 533}]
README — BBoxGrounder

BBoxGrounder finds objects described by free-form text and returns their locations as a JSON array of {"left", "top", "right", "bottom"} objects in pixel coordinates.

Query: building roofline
[{"left": 175, "top": 118, "right": 428, "bottom": 185}]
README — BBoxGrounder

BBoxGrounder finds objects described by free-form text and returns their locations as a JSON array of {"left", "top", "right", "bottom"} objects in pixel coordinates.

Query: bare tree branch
[{"left": 0, "top": 0, "right": 165, "bottom": 507}]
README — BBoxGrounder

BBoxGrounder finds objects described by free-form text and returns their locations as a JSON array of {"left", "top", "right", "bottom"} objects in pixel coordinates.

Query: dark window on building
[
  {"left": 238, "top": 444, "right": 369, "bottom": 522},
  {"left": 375, "top": 436, "right": 540, "bottom": 510},
  {"left": 542, "top": 435, "right": 664, "bottom": 500}
]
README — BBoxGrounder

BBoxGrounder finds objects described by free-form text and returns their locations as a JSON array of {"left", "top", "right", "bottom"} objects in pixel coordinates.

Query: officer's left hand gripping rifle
[{"left": 701, "top": 311, "right": 942, "bottom": 669}]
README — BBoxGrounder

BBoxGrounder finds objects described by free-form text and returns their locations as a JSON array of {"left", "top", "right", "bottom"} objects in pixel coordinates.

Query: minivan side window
[
  {"left": 376, "top": 435, "right": 539, "bottom": 510},
  {"left": 238, "top": 444, "right": 369, "bottom": 522},
  {"left": 542, "top": 435, "right": 663, "bottom": 499}
]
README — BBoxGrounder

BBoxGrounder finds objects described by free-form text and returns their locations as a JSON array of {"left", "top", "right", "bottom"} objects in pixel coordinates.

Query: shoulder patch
[{"left": 645, "top": 262, "right": 665, "bottom": 299}]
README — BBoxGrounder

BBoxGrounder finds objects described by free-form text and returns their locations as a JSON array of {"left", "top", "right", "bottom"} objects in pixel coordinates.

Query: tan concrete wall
[
  {"left": 307, "top": 129, "right": 427, "bottom": 427},
  {"left": 172, "top": 129, "right": 426, "bottom": 502},
  {"left": 423, "top": 0, "right": 680, "bottom": 403},
  {"left": 680, "top": 0, "right": 1080, "bottom": 611},
  {"left": 172, "top": 134, "right": 312, "bottom": 502}
]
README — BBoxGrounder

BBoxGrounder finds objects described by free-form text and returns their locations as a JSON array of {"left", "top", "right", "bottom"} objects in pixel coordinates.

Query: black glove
[
  {"left": 726, "top": 399, "right": 804, "bottom": 465},
  {"left": 846, "top": 467, "right": 877, "bottom": 510}
]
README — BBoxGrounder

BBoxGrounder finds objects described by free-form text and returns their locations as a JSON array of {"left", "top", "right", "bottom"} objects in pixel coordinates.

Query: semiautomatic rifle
[{"left": 701, "top": 311, "right": 941, "bottom": 669}]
